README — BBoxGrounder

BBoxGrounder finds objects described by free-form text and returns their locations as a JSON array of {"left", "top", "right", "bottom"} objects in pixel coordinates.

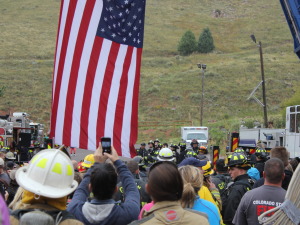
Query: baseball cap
[{"left": 178, "top": 158, "right": 207, "bottom": 168}]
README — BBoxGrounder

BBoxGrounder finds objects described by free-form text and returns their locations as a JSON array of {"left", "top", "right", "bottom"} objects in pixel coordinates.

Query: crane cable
[{"left": 258, "top": 164, "right": 300, "bottom": 225}]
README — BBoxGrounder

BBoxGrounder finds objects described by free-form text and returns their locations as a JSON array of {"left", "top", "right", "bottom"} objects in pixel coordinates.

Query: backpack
[
  {"left": 11, "top": 209, "right": 76, "bottom": 225},
  {"left": 221, "top": 178, "right": 254, "bottom": 209}
]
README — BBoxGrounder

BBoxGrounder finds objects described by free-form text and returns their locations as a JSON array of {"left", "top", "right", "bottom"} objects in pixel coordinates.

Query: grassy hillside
[{"left": 1, "top": 0, "right": 300, "bottom": 150}]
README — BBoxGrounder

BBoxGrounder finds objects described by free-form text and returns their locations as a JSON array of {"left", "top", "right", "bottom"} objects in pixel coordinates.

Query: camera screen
[{"left": 102, "top": 141, "right": 111, "bottom": 148}]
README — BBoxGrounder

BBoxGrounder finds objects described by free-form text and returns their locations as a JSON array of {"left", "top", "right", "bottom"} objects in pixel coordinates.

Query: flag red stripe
[
  {"left": 51, "top": 0, "right": 65, "bottom": 108},
  {"left": 50, "top": 0, "right": 78, "bottom": 138},
  {"left": 63, "top": 0, "right": 96, "bottom": 146},
  {"left": 130, "top": 48, "right": 142, "bottom": 157},
  {"left": 96, "top": 42, "right": 120, "bottom": 147},
  {"left": 113, "top": 46, "right": 134, "bottom": 154},
  {"left": 79, "top": 36, "right": 104, "bottom": 149}
]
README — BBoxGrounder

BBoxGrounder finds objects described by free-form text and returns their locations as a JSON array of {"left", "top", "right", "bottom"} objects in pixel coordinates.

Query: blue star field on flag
[{"left": 97, "top": 0, "right": 146, "bottom": 48}]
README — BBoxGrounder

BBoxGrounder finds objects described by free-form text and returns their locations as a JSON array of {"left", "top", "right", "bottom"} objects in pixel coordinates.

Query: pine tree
[
  {"left": 198, "top": 28, "right": 215, "bottom": 53},
  {"left": 177, "top": 30, "right": 197, "bottom": 56}
]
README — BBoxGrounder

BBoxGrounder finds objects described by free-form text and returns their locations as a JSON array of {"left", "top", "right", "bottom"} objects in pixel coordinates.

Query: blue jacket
[
  {"left": 192, "top": 196, "right": 221, "bottom": 225},
  {"left": 67, "top": 160, "right": 140, "bottom": 225}
]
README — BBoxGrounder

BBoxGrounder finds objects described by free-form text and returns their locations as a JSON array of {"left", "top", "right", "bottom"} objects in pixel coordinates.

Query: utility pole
[
  {"left": 259, "top": 41, "right": 268, "bottom": 128},
  {"left": 250, "top": 35, "right": 268, "bottom": 128},
  {"left": 197, "top": 63, "right": 206, "bottom": 126}
]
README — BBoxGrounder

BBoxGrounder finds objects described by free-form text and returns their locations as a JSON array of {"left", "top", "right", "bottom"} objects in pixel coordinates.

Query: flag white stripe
[
  {"left": 53, "top": 0, "right": 70, "bottom": 100},
  {"left": 104, "top": 44, "right": 128, "bottom": 142},
  {"left": 87, "top": 39, "right": 112, "bottom": 150},
  {"left": 121, "top": 48, "right": 137, "bottom": 157},
  {"left": 55, "top": 1, "right": 86, "bottom": 144},
  {"left": 71, "top": 0, "right": 103, "bottom": 147}
]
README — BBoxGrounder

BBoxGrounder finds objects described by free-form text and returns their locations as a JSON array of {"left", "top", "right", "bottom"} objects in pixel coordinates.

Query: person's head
[
  {"left": 157, "top": 148, "right": 175, "bottom": 162},
  {"left": 126, "top": 160, "right": 139, "bottom": 175},
  {"left": 0, "top": 158, "right": 4, "bottom": 172},
  {"left": 255, "top": 148, "right": 268, "bottom": 161},
  {"left": 229, "top": 166, "right": 247, "bottom": 180},
  {"left": 202, "top": 161, "right": 214, "bottom": 177},
  {"left": 199, "top": 146, "right": 207, "bottom": 154},
  {"left": 216, "top": 159, "right": 228, "bottom": 174},
  {"left": 263, "top": 158, "right": 285, "bottom": 185},
  {"left": 148, "top": 140, "right": 154, "bottom": 148},
  {"left": 147, "top": 162, "right": 183, "bottom": 203},
  {"left": 270, "top": 147, "right": 289, "bottom": 167},
  {"left": 227, "top": 152, "right": 250, "bottom": 179},
  {"left": 82, "top": 154, "right": 95, "bottom": 168},
  {"left": 190, "top": 139, "right": 199, "bottom": 150},
  {"left": 290, "top": 157, "right": 300, "bottom": 171},
  {"left": 162, "top": 143, "right": 168, "bottom": 148},
  {"left": 5, "top": 151, "right": 16, "bottom": 161},
  {"left": 178, "top": 165, "right": 203, "bottom": 208},
  {"left": 6, "top": 161, "right": 16, "bottom": 170},
  {"left": 19, "top": 210, "right": 55, "bottom": 225},
  {"left": 178, "top": 157, "right": 206, "bottom": 172},
  {"left": 90, "top": 163, "right": 117, "bottom": 200},
  {"left": 140, "top": 143, "right": 146, "bottom": 149},
  {"left": 178, "top": 142, "right": 186, "bottom": 151},
  {"left": 15, "top": 149, "right": 78, "bottom": 199},
  {"left": 0, "top": 152, "right": 5, "bottom": 160},
  {"left": 154, "top": 139, "right": 160, "bottom": 147},
  {"left": 71, "top": 160, "right": 78, "bottom": 170},
  {"left": 170, "top": 143, "right": 177, "bottom": 151}
]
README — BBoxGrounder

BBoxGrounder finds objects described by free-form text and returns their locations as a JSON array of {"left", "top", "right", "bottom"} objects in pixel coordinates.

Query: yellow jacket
[{"left": 199, "top": 186, "right": 224, "bottom": 225}]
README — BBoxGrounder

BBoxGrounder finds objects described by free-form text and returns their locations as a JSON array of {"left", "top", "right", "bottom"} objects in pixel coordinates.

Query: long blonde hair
[{"left": 178, "top": 165, "right": 203, "bottom": 208}]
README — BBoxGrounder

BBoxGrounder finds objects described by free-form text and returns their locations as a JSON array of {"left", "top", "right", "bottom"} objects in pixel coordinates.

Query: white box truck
[{"left": 181, "top": 127, "right": 209, "bottom": 147}]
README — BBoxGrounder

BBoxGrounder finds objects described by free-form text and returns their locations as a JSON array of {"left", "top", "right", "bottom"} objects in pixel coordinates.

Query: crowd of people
[{"left": 0, "top": 140, "right": 299, "bottom": 225}]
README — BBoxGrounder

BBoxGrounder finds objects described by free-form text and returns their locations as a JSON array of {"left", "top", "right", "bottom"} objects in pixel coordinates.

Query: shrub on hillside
[
  {"left": 198, "top": 28, "right": 215, "bottom": 53},
  {"left": 177, "top": 30, "right": 197, "bottom": 56}
]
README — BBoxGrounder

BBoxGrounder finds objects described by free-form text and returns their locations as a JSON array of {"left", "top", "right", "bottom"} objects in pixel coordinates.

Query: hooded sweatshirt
[{"left": 67, "top": 160, "right": 140, "bottom": 225}]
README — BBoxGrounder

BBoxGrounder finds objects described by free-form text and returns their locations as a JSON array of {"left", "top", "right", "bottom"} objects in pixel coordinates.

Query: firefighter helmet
[
  {"left": 234, "top": 147, "right": 245, "bottom": 153},
  {"left": 15, "top": 149, "right": 78, "bottom": 198},
  {"left": 202, "top": 161, "right": 214, "bottom": 176},
  {"left": 179, "top": 142, "right": 186, "bottom": 148},
  {"left": 5, "top": 151, "right": 16, "bottom": 160},
  {"left": 133, "top": 156, "right": 145, "bottom": 166},
  {"left": 199, "top": 145, "right": 208, "bottom": 154},
  {"left": 157, "top": 148, "right": 175, "bottom": 162},
  {"left": 82, "top": 154, "right": 95, "bottom": 168},
  {"left": 170, "top": 143, "right": 178, "bottom": 150},
  {"left": 154, "top": 139, "right": 160, "bottom": 143},
  {"left": 228, "top": 152, "right": 251, "bottom": 169},
  {"left": 255, "top": 148, "right": 268, "bottom": 160},
  {"left": 190, "top": 139, "right": 199, "bottom": 147},
  {"left": 77, "top": 161, "right": 86, "bottom": 172},
  {"left": 148, "top": 140, "right": 154, "bottom": 145}
]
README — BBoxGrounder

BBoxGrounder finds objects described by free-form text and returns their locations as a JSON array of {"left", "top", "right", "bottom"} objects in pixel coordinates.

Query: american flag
[{"left": 50, "top": 0, "right": 146, "bottom": 157}]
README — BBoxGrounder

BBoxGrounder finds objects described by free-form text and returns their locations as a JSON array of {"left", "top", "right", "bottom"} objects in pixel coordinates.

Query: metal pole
[
  {"left": 259, "top": 41, "right": 268, "bottom": 128},
  {"left": 201, "top": 68, "right": 204, "bottom": 126}
]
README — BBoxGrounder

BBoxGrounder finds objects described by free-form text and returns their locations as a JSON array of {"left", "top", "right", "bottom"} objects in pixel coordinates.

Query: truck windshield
[{"left": 187, "top": 133, "right": 207, "bottom": 140}]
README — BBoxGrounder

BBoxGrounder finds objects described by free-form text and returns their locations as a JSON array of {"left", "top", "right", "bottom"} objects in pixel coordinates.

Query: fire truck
[
  {"left": 230, "top": 105, "right": 300, "bottom": 158},
  {"left": 0, "top": 112, "right": 44, "bottom": 149}
]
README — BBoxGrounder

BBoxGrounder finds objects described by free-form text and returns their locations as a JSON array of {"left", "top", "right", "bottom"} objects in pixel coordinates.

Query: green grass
[{"left": 1, "top": 0, "right": 300, "bottom": 150}]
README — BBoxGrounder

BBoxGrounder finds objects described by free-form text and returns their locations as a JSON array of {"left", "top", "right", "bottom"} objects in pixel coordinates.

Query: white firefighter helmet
[
  {"left": 16, "top": 149, "right": 78, "bottom": 198},
  {"left": 157, "top": 148, "right": 175, "bottom": 162}
]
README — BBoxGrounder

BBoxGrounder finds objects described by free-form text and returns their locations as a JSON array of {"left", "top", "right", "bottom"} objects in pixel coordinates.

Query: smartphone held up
[{"left": 101, "top": 137, "right": 112, "bottom": 154}]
